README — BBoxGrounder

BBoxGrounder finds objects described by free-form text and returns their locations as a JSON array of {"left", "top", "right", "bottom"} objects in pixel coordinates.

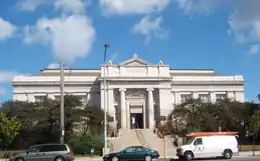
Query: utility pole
[
  {"left": 103, "top": 44, "right": 109, "bottom": 155},
  {"left": 60, "top": 61, "right": 65, "bottom": 144}
]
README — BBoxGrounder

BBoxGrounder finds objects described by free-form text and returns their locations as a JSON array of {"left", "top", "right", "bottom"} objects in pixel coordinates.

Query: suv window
[
  {"left": 40, "top": 145, "right": 67, "bottom": 152},
  {"left": 28, "top": 146, "right": 41, "bottom": 153},
  {"left": 193, "top": 138, "right": 203, "bottom": 145}
]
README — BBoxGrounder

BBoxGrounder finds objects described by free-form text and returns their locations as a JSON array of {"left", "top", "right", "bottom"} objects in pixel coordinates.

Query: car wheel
[
  {"left": 144, "top": 155, "right": 152, "bottom": 161},
  {"left": 184, "top": 152, "right": 193, "bottom": 161},
  {"left": 55, "top": 156, "right": 64, "bottom": 161},
  {"left": 15, "top": 158, "right": 24, "bottom": 161},
  {"left": 111, "top": 156, "right": 119, "bottom": 161},
  {"left": 223, "top": 150, "right": 232, "bottom": 159}
]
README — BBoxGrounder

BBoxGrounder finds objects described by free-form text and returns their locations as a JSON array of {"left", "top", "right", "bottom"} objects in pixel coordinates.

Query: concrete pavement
[
  {"left": 74, "top": 156, "right": 260, "bottom": 161},
  {"left": 1, "top": 151, "right": 260, "bottom": 161},
  {"left": 72, "top": 151, "right": 260, "bottom": 161}
]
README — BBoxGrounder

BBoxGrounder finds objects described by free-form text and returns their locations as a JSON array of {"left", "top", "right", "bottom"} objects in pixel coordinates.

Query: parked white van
[{"left": 176, "top": 132, "right": 239, "bottom": 160}]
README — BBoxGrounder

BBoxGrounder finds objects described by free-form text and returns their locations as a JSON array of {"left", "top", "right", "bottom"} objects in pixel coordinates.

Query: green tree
[
  {"left": 0, "top": 95, "right": 109, "bottom": 149},
  {"left": 248, "top": 109, "right": 260, "bottom": 154},
  {"left": 168, "top": 98, "right": 248, "bottom": 136},
  {"left": 0, "top": 112, "right": 21, "bottom": 149}
]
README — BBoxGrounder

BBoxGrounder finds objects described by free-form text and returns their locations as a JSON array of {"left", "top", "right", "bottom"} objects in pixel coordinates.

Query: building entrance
[
  {"left": 130, "top": 106, "right": 144, "bottom": 129},
  {"left": 130, "top": 113, "right": 144, "bottom": 129}
]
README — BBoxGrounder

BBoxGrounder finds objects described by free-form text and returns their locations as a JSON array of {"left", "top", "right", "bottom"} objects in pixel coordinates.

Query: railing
[{"left": 135, "top": 130, "right": 151, "bottom": 148}]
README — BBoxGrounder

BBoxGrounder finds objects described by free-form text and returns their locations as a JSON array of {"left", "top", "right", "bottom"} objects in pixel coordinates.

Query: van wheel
[
  {"left": 15, "top": 158, "right": 24, "bottom": 161},
  {"left": 55, "top": 156, "right": 64, "bottom": 161},
  {"left": 223, "top": 150, "right": 232, "bottom": 159},
  {"left": 184, "top": 152, "right": 193, "bottom": 161}
]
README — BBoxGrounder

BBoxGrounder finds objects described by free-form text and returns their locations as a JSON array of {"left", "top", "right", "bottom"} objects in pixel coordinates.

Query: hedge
[
  {"left": 0, "top": 150, "right": 24, "bottom": 158},
  {"left": 239, "top": 145, "right": 260, "bottom": 151}
]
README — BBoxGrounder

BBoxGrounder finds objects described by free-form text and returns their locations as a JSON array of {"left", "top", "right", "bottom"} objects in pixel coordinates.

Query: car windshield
[{"left": 187, "top": 137, "right": 195, "bottom": 144}]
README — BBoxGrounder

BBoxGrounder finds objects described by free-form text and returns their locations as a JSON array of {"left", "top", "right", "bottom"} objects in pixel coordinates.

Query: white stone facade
[{"left": 12, "top": 54, "right": 244, "bottom": 129}]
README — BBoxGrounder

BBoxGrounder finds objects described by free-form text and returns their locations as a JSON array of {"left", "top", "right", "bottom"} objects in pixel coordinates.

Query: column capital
[
  {"left": 119, "top": 88, "right": 126, "bottom": 92},
  {"left": 146, "top": 88, "right": 154, "bottom": 92}
]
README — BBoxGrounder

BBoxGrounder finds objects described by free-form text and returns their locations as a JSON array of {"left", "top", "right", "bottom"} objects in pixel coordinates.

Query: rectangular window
[
  {"left": 216, "top": 94, "right": 227, "bottom": 100},
  {"left": 40, "top": 145, "right": 67, "bottom": 152},
  {"left": 180, "top": 94, "right": 192, "bottom": 103},
  {"left": 34, "top": 96, "right": 45, "bottom": 102},
  {"left": 80, "top": 95, "right": 88, "bottom": 105},
  {"left": 198, "top": 94, "right": 210, "bottom": 102},
  {"left": 55, "top": 96, "right": 60, "bottom": 101}
]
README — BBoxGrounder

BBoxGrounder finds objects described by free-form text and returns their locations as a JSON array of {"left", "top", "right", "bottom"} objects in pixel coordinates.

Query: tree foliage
[
  {"left": 248, "top": 110, "right": 260, "bottom": 136},
  {"left": 163, "top": 98, "right": 260, "bottom": 144},
  {"left": 0, "top": 112, "right": 21, "bottom": 149},
  {"left": 0, "top": 95, "right": 107, "bottom": 150}
]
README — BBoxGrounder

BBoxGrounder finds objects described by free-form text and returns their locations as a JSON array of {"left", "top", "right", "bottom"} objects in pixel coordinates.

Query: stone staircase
[
  {"left": 137, "top": 129, "right": 176, "bottom": 158},
  {"left": 109, "top": 129, "right": 176, "bottom": 158},
  {"left": 109, "top": 129, "right": 141, "bottom": 152}
]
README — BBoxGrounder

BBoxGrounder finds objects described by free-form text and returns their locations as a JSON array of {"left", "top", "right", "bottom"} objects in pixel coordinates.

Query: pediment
[
  {"left": 119, "top": 53, "right": 151, "bottom": 66},
  {"left": 123, "top": 60, "right": 148, "bottom": 66}
]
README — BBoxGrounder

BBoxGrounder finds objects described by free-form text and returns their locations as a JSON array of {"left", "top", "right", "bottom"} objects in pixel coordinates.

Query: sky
[{"left": 0, "top": 0, "right": 260, "bottom": 102}]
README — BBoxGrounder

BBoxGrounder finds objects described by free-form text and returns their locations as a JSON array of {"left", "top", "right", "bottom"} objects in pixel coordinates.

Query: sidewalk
[
  {"left": 1, "top": 152, "right": 260, "bottom": 161},
  {"left": 235, "top": 151, "right": 260, "bottom": 156},
  {"left": 73, "top": 151, "right": 260, "bottom": 160}
]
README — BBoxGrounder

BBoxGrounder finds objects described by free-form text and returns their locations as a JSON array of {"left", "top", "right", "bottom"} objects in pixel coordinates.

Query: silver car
[{"left": 9, "top": 143, "right": 74, "bottom": 161}]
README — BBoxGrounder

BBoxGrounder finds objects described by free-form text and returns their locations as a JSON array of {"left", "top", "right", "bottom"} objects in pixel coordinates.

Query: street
[
  {"left": 73, "top": 156, "right": 260, "bottom": 161},
  {"left": 166, "top": 156, "right": 260, "bottom": 161}
]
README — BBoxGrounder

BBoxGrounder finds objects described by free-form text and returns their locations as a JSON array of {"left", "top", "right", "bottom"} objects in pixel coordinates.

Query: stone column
[
  {"left": 143, "top": 103, "right": 146, "bottom": 129},
  {"left": 126, "top": 101, "right": 130, "bottom": 128},
  {"left": 119, "top": 88, "right": 126, "bottom": 129},
  {"left": 193, "top": 92, "right": 199, "bottom": 99},
  {"left": 228, "top": 91, "right": 235, "bottom": 100},
  {"left": 107, "top": 88, "right": 115, "bottom": 118},
  {"left": 210, "top": 92, "right": 216, "bottom": 103},
  {"left": 147, "top": 88, "right": 154, "bottom": 128}
]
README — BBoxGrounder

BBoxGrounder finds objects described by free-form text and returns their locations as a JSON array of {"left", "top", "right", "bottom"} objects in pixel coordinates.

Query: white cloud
[
  {"left": 249, "top": 44, "right": 259, "bottom": 55},
  {"left": 23, "top": 15, "right": 95, "bottom": 65},
  {"left": 0, "top": 88, "right": 6, "bottom": 95},
  {"left": 0, "top": 71, "right": 17, "bottom": 83},
  {"left": 54, "top": 0, "right": 85, "bottom": 14},
  {"left": 99, "top": 0, "right": 170, "bottom": 15},
  {"left": 16, "top": 0, "right": 89, "bottom": 14},
  {"left": 48, "top": 63, "right": 60, "bottom": 69},
  {"left": 228, "top": 0, "right": 260, "bottom": 43},
  {"left": 133, "top": 15, "right": 168, "bottom": 43},
  {"left": 0, "top": 17, "right": 17, "bottom": 41},
  {"left": 16, "top": 0, "right": 45, "bottom": 11},
  {"left": 175, "top": 0, "right": 218, "bottom": 15}
]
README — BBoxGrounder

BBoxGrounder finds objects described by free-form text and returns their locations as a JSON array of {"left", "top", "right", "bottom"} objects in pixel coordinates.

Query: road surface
[{"left": 167, "top": 156, "right": 260, "bottom": 161}]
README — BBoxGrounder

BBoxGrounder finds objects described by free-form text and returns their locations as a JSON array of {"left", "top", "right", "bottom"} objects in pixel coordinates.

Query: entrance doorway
[
  {"left": 130, "top": 106, "right": 144, "bottom": 129},
  {"left": 130, "top": 113, "right": 143, "bottom": 129}
]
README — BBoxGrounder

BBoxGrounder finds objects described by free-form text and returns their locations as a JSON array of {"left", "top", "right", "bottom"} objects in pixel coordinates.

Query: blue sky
[{"left": 0, "top": 0, "right": 260, "bottom": 102}]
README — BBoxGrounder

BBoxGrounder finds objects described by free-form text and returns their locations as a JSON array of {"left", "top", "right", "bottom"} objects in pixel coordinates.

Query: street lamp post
[
  {"left": 60, "top": 61, "right": 65, "bottom": 144},
  {"left": 103, "top": 44, "right": 110, "bottom": 155}
]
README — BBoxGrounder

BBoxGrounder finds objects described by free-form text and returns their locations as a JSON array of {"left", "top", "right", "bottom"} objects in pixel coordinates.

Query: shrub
[{"left": 68, "top": 133, "right": 104, "bottom": 155}]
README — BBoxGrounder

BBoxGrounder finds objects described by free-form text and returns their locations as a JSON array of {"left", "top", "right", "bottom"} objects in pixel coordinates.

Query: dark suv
[{"left": 9, "top": 143, "right": 74, "bottom": 161}]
